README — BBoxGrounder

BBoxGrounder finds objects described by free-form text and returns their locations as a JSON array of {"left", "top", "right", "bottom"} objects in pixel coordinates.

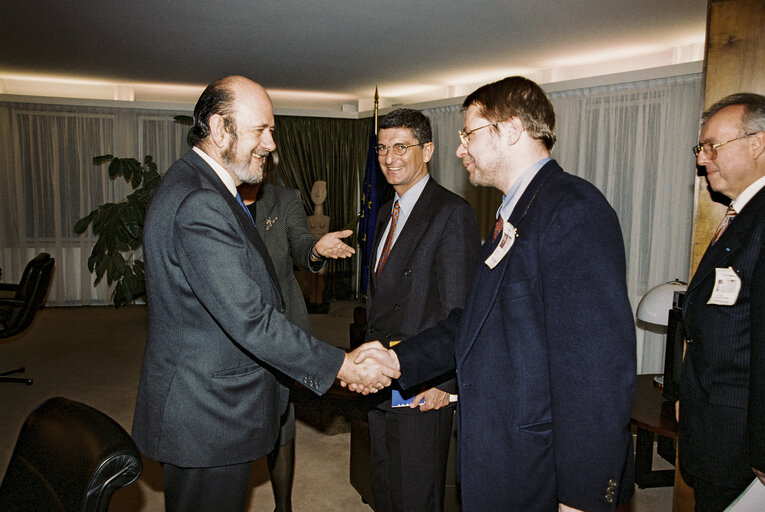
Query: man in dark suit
[
  {"left": 355, "top": 76, "right": 636, "bottom": 511},
  {"left": 240, "top": 170, "right": 355, "bottom": 512},
  {"left": 678, "top": 93, "right": 765, "bottom": 511},
  {"left": 131, "top": 75, "right": 398, "bottom": 512},
  {"left": 364, "top": 108, "right": 479, "bottom": 511}
]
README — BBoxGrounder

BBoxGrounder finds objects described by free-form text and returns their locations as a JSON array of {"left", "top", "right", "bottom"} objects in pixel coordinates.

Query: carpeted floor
[{"left": 0, "top": 303, "right": 673, "bottom": 511}]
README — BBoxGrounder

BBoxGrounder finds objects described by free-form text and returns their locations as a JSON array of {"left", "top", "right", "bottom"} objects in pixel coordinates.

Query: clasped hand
[{"left": 338, "top": 341, "right": 400, "bottom": 395}]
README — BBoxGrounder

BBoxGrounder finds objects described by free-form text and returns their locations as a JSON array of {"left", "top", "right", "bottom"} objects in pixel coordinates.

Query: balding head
[{"left": 189, "top": 76, "right": 272, "bottom": 147}]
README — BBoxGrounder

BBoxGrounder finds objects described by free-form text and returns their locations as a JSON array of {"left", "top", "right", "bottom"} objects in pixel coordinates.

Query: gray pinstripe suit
[{"left": 132, "top": 150, "right": 344, "bottom": 470}]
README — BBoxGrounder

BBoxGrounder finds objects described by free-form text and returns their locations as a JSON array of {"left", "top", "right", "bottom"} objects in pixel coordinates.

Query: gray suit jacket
[
  {"left": 250, "top": 184, "right": 322, "bottom": 335},
  {"left": 132, "top": 150, "right": 344, "bottom": 467},
  {"left": 365, "top": 177, "right": 479, "bottom": 410}
]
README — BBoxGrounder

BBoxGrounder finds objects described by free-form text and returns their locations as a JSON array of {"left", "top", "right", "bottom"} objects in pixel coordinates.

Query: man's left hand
[
  {"left": 411, "top": 387, "right": 451, "bottom": 411},
  {"left": 313, "top": 230, "right": 355, "bottom": 259}
]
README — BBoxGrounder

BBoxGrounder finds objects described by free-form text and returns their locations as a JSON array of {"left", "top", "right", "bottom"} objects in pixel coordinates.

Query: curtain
[
  {"left": 274, "top": 115, "right": 374, "bottom": 300},
  {"left": 422, "top": 74, "right": 703, "bottom": 373},
  {"left": 0, "top": 101, "right": 190, "bottom": 305},
  {"left": 1, "top": 73, "right": 702, "bottom": 373}
]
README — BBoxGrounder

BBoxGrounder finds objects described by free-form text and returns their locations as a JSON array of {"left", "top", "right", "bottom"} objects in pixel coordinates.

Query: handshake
[{"left": 337, "top": 341, "right": 401, "bottom": 395}]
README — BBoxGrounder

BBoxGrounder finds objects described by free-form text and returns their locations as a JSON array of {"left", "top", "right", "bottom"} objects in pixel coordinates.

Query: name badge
[
  {"left": 707, "top": 267, "right": 741, "bottom": 306},
  {"left": 485, "top": 221, "right": 516, "bottom": 269}
]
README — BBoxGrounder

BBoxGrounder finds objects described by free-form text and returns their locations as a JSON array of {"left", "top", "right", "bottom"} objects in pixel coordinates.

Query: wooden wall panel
[{"left": 689, "top": 0, "right": 765, "bottom": 275}]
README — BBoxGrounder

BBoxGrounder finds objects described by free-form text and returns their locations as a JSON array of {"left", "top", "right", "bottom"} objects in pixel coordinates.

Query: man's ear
[
  {"left": 503, "top": 117, "right": 524, "bottom": 145},
  {"left": 422, "top": 141, "right": 435, "bottom": 163},
  {"left": 208, "top": 114, "right": 229, "bottom": 149},
  {"left": 751, "top": 131, "right": 765, "bottom": 160}
]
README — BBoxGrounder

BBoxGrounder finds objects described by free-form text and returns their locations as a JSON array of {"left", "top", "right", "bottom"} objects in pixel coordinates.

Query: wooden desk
[{"left": 631, "top": 374, "right": 677, "bottom": 488}]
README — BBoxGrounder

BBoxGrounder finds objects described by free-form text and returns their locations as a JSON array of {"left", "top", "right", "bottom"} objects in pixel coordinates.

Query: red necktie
[
  {"left": 492, "top": 216, "right": 504, "bottom": 242},
  {"left": 712, "top": 205, "right": 736, "bottom": 244},
  {"left": 375, "top": 201, "right": 400, "bottom": 281}
]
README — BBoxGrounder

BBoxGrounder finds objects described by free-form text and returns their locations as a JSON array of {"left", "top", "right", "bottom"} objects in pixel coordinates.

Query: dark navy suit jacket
[
  {"left": 394, "top": 160, "right": 636, "bottom": 511},
  {"left": 680, "top": 186, "right": 765, "bottom": 489}
]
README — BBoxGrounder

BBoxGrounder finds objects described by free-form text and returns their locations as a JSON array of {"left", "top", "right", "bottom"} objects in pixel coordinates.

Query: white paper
[
  {"left": 485, "top": 221, "right": 516, "bottom": 269},
  {"left": 707, "top": 267, "right": 741, "bottom": 306},
  {"left": 723, "top": 478, "right": 765, "bottom": 511}
]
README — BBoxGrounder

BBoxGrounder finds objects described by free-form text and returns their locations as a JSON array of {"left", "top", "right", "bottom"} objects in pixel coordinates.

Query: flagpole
[{"left": 374, "top": 86, "right": 379, "bottom": 135}]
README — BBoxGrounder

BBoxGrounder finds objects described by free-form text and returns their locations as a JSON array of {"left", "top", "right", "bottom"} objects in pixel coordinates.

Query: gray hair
[{"left": 703, "top": 93, "right": 765, "bottom": 133}]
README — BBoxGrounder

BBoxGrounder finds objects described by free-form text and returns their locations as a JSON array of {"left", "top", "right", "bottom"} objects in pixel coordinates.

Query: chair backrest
[
  {"left": 0, "top": 253, "right": 55, "bottom": 337},
  {"left": 0, "top": 397, "right": 142, "bottom": 512}
]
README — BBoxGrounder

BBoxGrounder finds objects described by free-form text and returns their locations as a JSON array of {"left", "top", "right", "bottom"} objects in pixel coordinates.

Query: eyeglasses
[
  {"left": 692, "top": 132, "right": 757, "bottom": 159},
  {"left": 458, "top": 122, "right": 498, "bottom": 148},
  {"left": 375, "top": 142, "right": 425, "bottom": 156}
]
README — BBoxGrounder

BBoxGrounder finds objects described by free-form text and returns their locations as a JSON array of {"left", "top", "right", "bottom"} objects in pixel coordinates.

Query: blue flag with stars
[{"left": 359, "top": 129, "right": 384, "bottom": 295}]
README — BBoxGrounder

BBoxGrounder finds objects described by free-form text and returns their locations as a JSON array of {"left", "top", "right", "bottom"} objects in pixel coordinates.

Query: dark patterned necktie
[
  {"left": 375, "top": 200, "right": 400, "bottom": 281},
  {"left": 492, "top": 216, "right": 504, "bottom": 242}
]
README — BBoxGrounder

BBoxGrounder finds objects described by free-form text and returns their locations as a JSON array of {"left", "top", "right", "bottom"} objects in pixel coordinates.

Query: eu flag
[{"left": 359, "top": 129, "right": 384, "bottom": 295}]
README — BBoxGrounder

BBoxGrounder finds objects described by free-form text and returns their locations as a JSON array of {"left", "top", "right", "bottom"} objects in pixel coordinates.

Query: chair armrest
[
  {"left": 0, "top": 283, "right": 19, "bottom": 292},
  {"left": 0, "top": 298, "right": 25, "bottom": 307}
]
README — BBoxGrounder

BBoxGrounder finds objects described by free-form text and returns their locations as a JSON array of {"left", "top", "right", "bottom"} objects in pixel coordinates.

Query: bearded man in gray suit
[{"left": 132, "top": 75, "right": 397, "bottom": 512}]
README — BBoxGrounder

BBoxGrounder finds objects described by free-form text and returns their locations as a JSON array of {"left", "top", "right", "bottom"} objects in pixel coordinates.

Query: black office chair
[
  {"left": 0, "top": 252, "right": 55, "bottom": 384},
  {"left": 0, "top": 397, "right": 142, "bottom": 512}
]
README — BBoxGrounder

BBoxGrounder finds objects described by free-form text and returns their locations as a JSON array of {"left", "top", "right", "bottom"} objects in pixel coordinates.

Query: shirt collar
[
  {"left": 730, "top": 175, "right": 765, "bottom": 214},
  {"left": 193, "top": 146, "right": 238, "bottom": 197},
  {"left": 394, "top": 173, "right": 430, "bottom": 215},
  {"left": 497, "top": 157, "right": 551, "bottom": 221}
]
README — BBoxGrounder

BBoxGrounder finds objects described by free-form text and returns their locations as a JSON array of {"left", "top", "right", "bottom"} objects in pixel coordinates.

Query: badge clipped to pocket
[
  {"left": 485, "top": 221, "right": 516, "bottom": 269},
  {"left": 707, "top": 266, "right": 741, "bottom": 306}
]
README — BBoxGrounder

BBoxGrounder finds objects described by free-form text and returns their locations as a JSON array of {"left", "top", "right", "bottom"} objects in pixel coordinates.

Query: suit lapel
[
  {"left": 182, "top": 151, "right": 284, "bottom": 306},
  {"left": 254, "top": 185, "right": 277, "bottom": 241},
  {"left": 456, "top": 161, "right": 561, "bottom": 365},
  {"left": 373, "top": 180, "right": 439, "bottom": 295},
  {"left": 687, "top": 188, "right": 765, "bottom": 297},
  {"left": 368, "top": 199, "right": 393, "bottom": 299}
]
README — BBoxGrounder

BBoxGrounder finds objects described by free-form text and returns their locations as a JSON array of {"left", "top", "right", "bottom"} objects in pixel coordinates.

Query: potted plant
[{"left": 74, "top": 155, "right": 161, "bottom": 307}]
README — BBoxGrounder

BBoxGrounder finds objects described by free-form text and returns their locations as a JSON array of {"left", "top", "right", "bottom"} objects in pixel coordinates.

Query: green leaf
[
  {"left": 108, "top": 158, "right": 122, "bottom": 179},
  {"left": 73, "top": 213, "right": 93, "bottom": 234},
  {"left": 93, "top": 154, "right": 114, "bottom": 165}
]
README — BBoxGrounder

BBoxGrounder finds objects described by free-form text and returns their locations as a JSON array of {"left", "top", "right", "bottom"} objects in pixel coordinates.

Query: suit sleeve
[
  {"left": 748, "top": 233, "right": 765, "bottom": 472},
  {"left": 283, "top": 188, "right": 323, "bottom": 272},
  {"left": 540, "top": 193, "right": 636, "bottom": 510},
  {"left": 431, "top": 201, "right": 480, "bottom": 393},
  {"left": 394, "top": 307, "right": 465, "bottom": 390},
  {"left": 175, "top": 188, "right": 343, "bottom": 394}
]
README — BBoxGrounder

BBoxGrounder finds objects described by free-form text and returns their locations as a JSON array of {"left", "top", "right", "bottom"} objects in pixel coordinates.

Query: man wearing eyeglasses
[
  {"left": 355, "top": 77, "right": 636, "bottom": 511},
  {"left": 678, "top": 92, "right": 765, "bottom": 511},
  {"left": 363, "top": 108, "right": 479, "bottom": 512}
]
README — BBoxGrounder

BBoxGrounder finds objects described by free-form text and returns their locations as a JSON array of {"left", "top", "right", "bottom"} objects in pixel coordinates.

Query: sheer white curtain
[
  {"left": 0, "top": 101, "right": 190, "bottom": 305},
  {"left": 423, "top": 74, "right": 703, "bottom": 373}
]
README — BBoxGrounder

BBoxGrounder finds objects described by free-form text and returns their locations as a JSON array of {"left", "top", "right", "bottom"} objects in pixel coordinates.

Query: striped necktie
[
  {"left": 375, "top": 200, "right": 400, "bottom": 281},
  {"left": 712, "top": 205, "right": 736, "bottom": 244}
]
